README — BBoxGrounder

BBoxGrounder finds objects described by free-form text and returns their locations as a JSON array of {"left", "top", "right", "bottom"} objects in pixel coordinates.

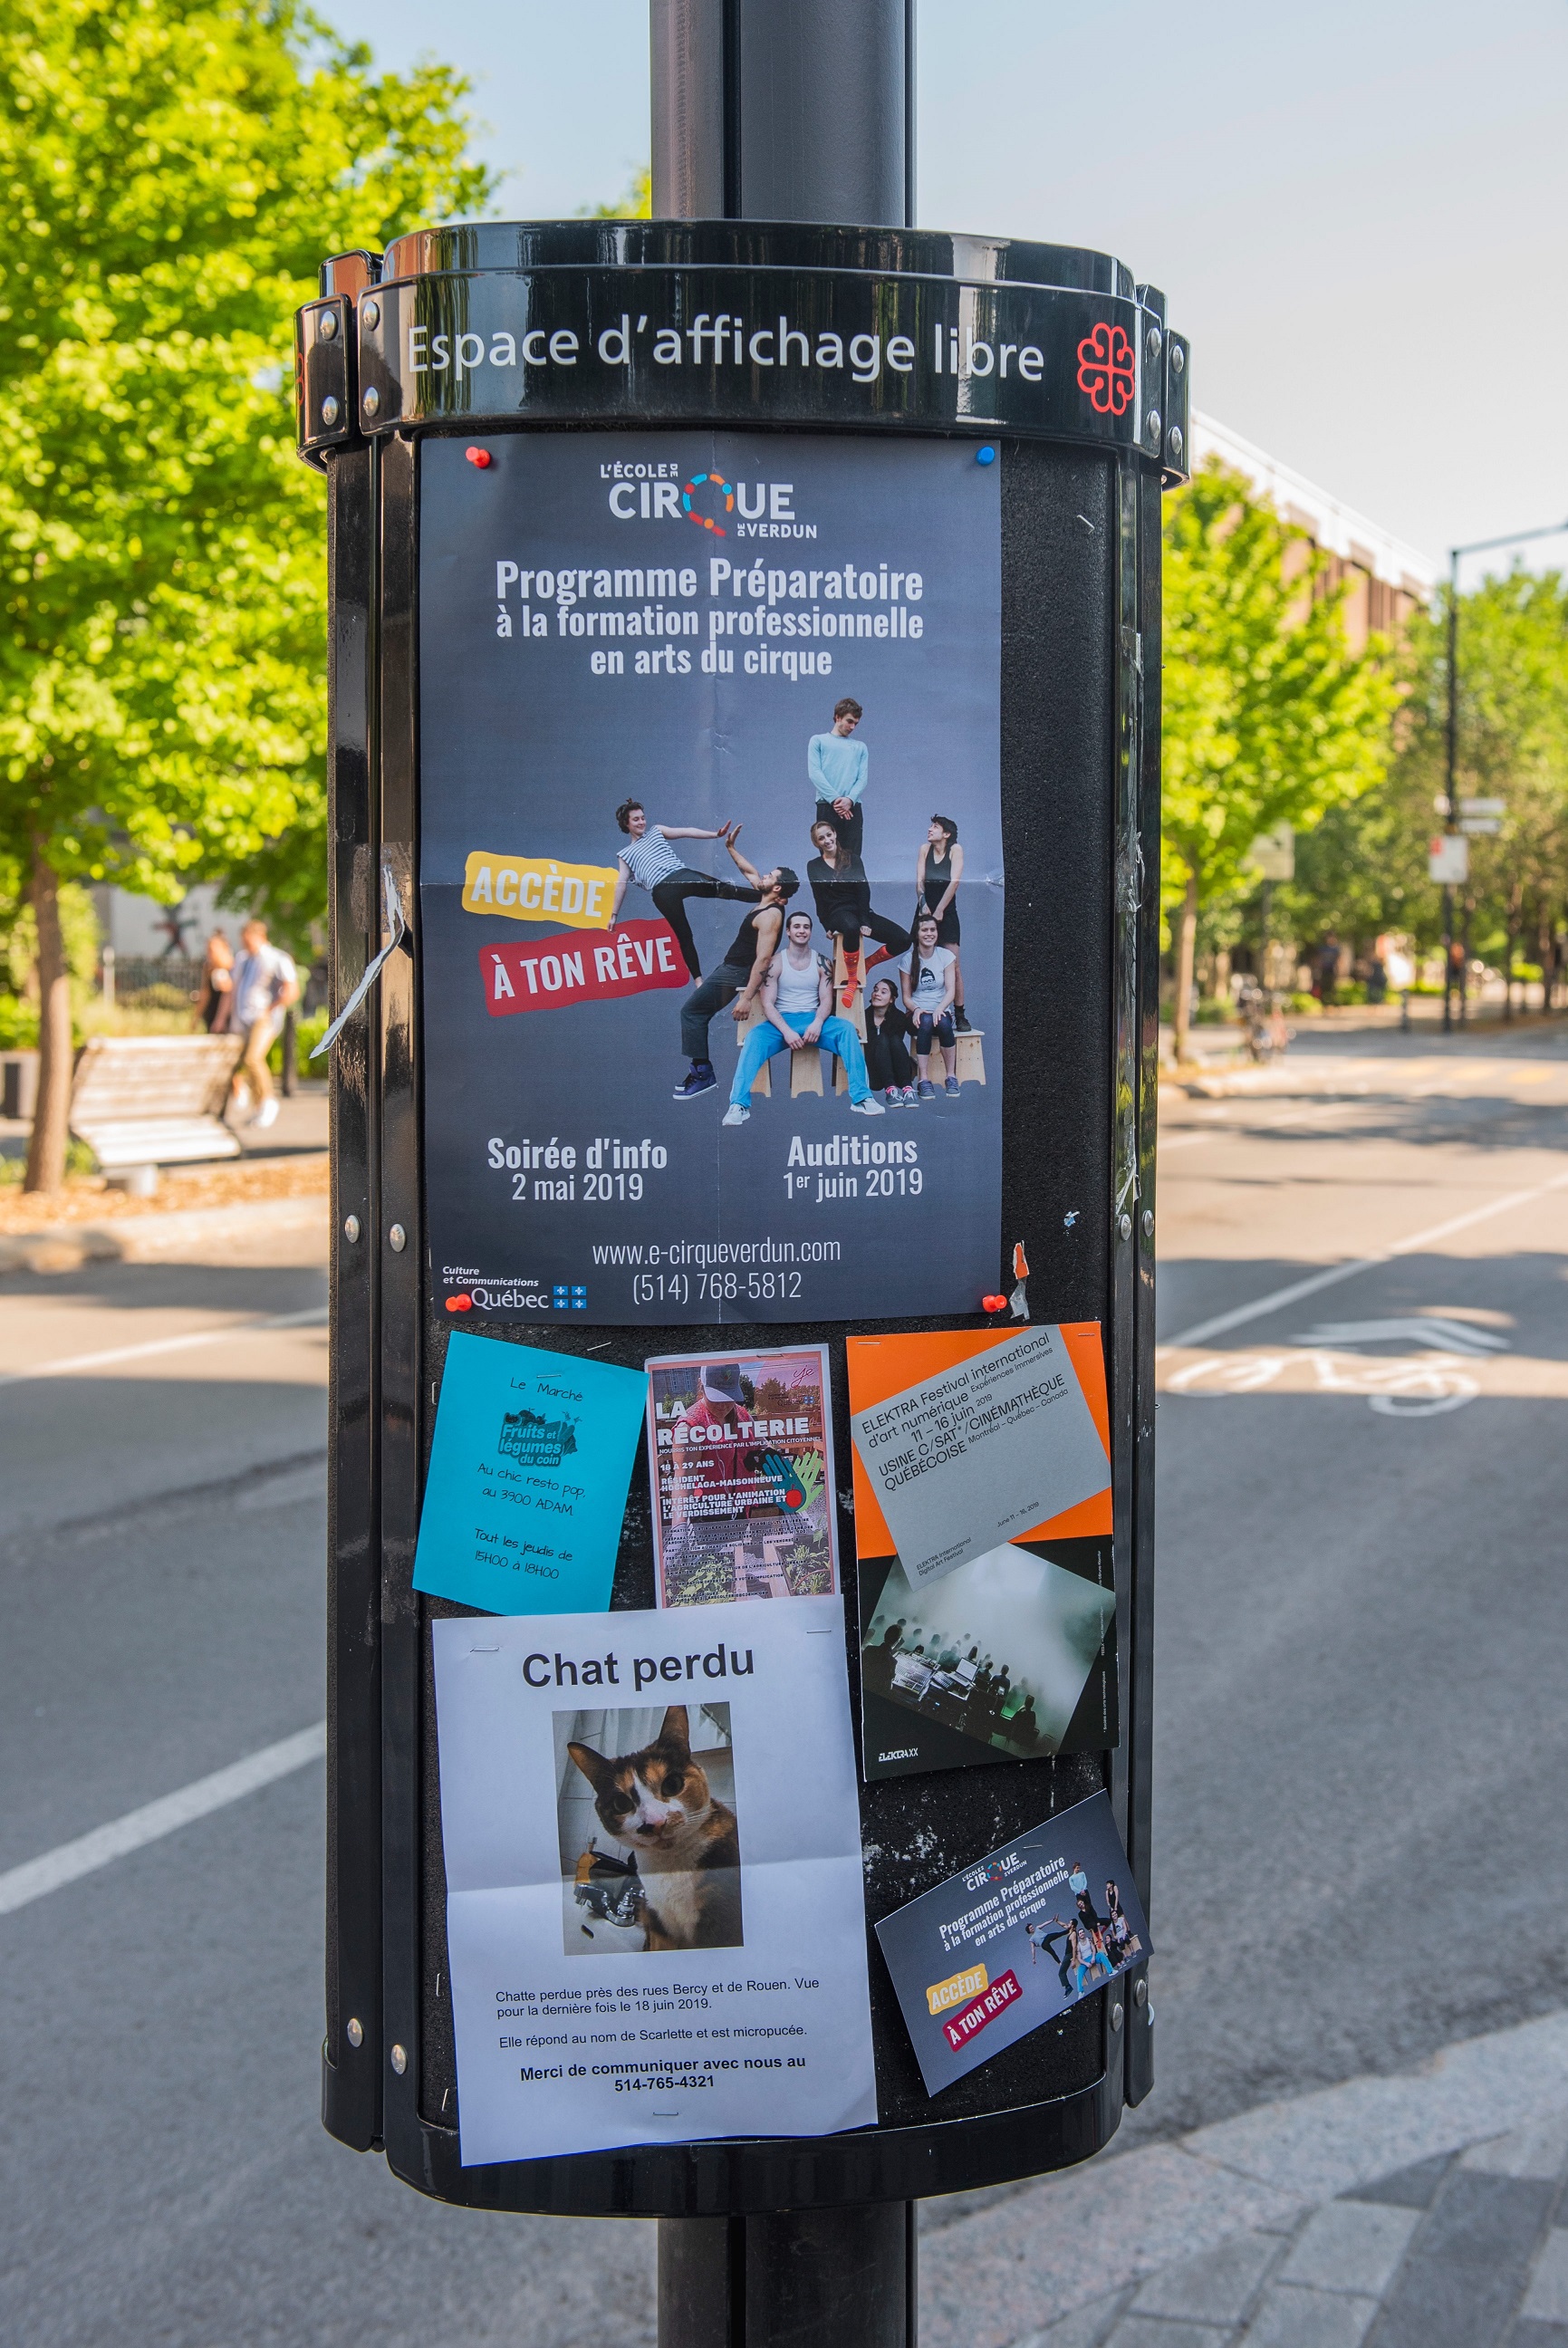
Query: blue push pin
[{"left": 976, "top": 445, "right": 996, "bottom": 466}]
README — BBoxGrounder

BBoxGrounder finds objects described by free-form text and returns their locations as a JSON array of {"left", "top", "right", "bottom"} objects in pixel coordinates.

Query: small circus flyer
[
  {"left": 431, "top": 1595, "right": 877, "bottom": 2164},
  {"left": 412, "top": 1331, "right": 648, "bottom": 1614},
  {"left": 874, "top": 1791, "right": 1150, "bottom": 2098},
  {"left": 645, "top": 1342, "right": 839, "bottom": 1606}
]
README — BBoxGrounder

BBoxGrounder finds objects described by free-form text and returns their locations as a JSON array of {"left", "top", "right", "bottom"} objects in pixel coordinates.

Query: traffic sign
[
  {"left": 1246, "top": 822, "right": 1295, "bottom": 881},
  {"left": 1429, "top": 834, "right": 1469, "bottom": 883}
]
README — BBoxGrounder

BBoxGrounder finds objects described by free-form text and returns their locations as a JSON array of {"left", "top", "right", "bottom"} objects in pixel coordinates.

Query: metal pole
[
  {"left": 1261, "top": 880, "right": 1273, "bottom": 991},
  {"left": 651, "top": 0, "right": 915, "bottom": 224},
  {"left": 1459, "top": 898, "right": 1470, "bottom": 1025},
  {"left": 1443, "top": 547, "right": 1457, "bottom": 1037},
  {"left": 650, "top": 7, "right": 918, "bottom": 2338},
  {"left": 659, "top": 2205, "right": 917, "bottom": 2348}
]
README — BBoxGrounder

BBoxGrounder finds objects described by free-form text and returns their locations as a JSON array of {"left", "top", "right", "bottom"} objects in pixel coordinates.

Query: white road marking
[
  {"left": 1293, "top": 1316, "right": 1509, "bottom": 1356},
  {"left": 1161, "top": 1169, "right": 1568, "bottom": 1351},
  {"left": 0, "top": 1304, "right": 327, "bottom": 1391},
  {"left": 0, "top": 1722, "right": 326, "bottom": 1917}
]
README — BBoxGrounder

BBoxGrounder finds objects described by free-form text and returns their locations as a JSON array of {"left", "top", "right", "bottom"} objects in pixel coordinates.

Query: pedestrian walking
[
  {"left": 228, "top": 917, "right": 298, "bottom": 1130},
  {"left": 196, "top": 929, "right": 234, "bottom": 1032}
]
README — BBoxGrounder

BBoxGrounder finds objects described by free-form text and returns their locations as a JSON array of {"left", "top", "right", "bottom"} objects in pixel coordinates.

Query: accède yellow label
[
  {"left": 462, "top": 852, "right": 619, "bottom": 929},
  {"left": 926, "top": 1963, "right": 988, "bottom": 2016}
]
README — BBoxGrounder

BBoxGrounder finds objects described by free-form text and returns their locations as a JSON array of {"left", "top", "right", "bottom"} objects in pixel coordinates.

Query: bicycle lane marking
[{"left": 1159, "top": 1167, "right": 1568, "bottom": 1353}]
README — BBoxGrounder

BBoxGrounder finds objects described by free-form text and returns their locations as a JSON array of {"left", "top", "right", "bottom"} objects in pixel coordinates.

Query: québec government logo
[{"left": 1075, "top": 322, "right": 1136, "bottom": 417}]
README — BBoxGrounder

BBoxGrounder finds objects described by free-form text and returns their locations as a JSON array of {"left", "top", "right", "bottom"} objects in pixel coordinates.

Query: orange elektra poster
[{"left": 848, "top": 1325, "right": 1115, "bottom": 1783}]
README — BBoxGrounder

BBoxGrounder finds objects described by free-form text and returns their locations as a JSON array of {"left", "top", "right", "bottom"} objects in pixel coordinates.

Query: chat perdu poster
[{"left": 418, "top": 431, "right": 1002, "bottom": 1326}]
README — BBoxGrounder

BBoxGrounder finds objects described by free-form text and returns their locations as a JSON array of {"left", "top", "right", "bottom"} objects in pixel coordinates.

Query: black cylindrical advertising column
[{"left": 299, "top": 217, "right": 1185, "bottom": 2346}]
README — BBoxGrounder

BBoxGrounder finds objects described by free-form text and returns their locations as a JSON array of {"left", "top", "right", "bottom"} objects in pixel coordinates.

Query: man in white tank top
[{"left": 723, "top": 911, "right": 884, "bottom": 1123}]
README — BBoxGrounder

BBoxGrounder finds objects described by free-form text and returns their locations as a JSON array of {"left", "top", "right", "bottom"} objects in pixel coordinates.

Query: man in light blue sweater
[{"left": 808, "top": 696, "right": 867, "bottom": 859}]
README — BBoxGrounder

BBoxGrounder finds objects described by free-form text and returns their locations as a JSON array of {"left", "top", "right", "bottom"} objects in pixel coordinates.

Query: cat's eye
[{"left": 662, "top": 1771, "right": 685, "bottom": 1796}]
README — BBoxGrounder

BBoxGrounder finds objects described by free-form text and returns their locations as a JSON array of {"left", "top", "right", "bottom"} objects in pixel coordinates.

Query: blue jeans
[{"left": 731, "top": 1009, "right": 871, "bottom": 1105}]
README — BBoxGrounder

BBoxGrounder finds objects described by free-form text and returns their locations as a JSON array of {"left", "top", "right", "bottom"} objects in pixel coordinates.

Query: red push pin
[
  {"left": 465, "top": 447, "right": 492, "bottom": 469},
  {"left": 982, "top": 1293, "right": 1008, "bottom": 1314},
  {"left": 446, "top": 1293, "right": 475, "bottom": 1313}
]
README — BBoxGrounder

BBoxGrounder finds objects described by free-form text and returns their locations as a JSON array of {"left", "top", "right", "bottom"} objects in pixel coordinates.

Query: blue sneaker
[
  {"left": 675, "top": 1063, "right": 717, "bottom": 1099},
  {"left": 918, "top": 1078, "right": 936, "bottom": 1101},
  {"left": 944, "top": 1076, "right": 960, "bottom": 1097}
]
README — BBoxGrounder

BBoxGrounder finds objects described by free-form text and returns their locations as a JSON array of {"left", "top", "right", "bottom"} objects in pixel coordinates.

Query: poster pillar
[{"left": 299, "top": 198, "right": 1185, "bottom": 2348}]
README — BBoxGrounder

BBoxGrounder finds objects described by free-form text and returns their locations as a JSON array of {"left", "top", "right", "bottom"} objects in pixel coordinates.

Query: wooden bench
[{"left": 70, "top": 1034, "right": 244, "bottom": 1181}]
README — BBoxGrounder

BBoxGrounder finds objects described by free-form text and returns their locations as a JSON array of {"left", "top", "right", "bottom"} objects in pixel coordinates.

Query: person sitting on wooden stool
[
  {"left": 915, "top": 813, "right": 971, "bottom": 1031},
  {"left": 723, "top": 910, "right": 885, "bottom": 1125},
  {"left": 897, "top": 914, "right": 960, "bottom": 1099},
  {"left": 806, "top": 820, "right": 909, "bottom": 1013}
]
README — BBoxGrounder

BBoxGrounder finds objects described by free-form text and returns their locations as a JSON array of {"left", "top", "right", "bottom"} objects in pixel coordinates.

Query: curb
[
  {"left": 919, "top": 2008, "right": 1568, "bottom": 2348},
  {"left": 0, "top": 1193, "right": 329, "bottom": 1273}
]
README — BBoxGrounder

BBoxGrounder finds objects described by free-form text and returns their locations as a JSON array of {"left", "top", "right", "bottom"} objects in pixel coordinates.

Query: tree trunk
[
  {"left": 1172, "top": 869, "right": 1198, "bottom": 1066},
  {"left": 24, "top": 849, "right": 73, "bottom": 1195}
]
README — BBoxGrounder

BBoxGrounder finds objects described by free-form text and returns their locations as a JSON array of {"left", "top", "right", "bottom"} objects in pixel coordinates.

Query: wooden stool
[
  {"left": 955, "top": 1027, "right": 986, "bottom": 1085},
  {"left": 789, "top": 1044, "right": 824, "bottom": 1097}
]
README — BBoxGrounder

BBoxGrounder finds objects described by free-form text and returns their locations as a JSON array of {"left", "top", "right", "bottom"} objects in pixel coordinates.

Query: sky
[{"left": 319, "top": 0, "right": 1568, "bottom": 579}]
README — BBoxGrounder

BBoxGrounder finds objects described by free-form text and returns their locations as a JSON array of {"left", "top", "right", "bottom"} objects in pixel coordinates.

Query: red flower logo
[{"left": 1076, "top": 322, "right": 1136, "bottom": 417}]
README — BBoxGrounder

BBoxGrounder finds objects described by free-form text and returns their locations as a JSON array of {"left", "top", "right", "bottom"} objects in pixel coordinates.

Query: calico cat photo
[{"left": 563, "top": 1703, "right": 743, "bottom": 1952}]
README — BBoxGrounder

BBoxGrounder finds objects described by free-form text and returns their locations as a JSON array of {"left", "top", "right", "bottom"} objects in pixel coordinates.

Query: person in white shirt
[
  {"left": 609, "top": 798, "right": 755, "bottom": 979},
  {"left": 227, "top": 917, "right": 298, "bottom": 1130},
  {"left": 722, "top": 911, "right": 884, "bottom": 1124},
  {"left": 897, "top": 914, "right": 960, "bottom": 1099}
]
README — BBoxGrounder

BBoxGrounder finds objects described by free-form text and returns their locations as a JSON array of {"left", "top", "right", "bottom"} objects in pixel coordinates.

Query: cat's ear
[
  {"left": 567, "top": 1741, "right": 611, "bottom": 1787},
  {"left": 659, "top": 1704, "right": 690, "bottom": 1752}
]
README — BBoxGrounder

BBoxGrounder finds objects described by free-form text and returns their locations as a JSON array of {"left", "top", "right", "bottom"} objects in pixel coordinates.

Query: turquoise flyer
[{"left": 413, "top": 1332, "right": 647, "bottom": 1613}]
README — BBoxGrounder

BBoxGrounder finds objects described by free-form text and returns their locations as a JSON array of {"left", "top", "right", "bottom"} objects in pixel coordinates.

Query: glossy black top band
[{"left": 296, "top": 220, "right": 1189, "bottom": 482}]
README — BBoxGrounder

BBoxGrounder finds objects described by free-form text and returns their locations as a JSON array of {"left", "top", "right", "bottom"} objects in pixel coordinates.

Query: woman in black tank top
[{"left": 916, "top": 815, "right": 968, "bottom": 1028}]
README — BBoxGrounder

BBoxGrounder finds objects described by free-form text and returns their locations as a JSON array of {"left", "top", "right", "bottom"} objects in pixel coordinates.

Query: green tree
[
  {"left": 581, "top": 166, "right": 653, "bottom": 219},
  {"left": 1162, "top": 458, "right": 1401, "bottom": 1060},
  {"left": 0, "top": 0, "right": 492, "bottom": 1189},
  {"left": 1279, "top": 569, "right": 1568, "bottom": 1010},
  {"left": 1395, "top": 571, "right": 1568, "bottom": 1008}
]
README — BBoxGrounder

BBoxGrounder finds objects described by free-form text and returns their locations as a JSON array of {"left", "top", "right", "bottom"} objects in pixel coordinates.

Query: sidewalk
[{"left": 920, "top": 2010, "right": 1568, "bottom": 2348}]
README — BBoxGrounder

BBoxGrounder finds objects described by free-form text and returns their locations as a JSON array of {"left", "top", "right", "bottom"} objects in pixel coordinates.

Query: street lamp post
[{"left": 1444, "top": 521, "right": 1568, "bottom": 1034}]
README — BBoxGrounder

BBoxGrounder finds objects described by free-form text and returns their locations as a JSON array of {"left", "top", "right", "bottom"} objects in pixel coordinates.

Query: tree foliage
[
  {"left": 1163, "top": 459, "right": 1400, "bottom": 912},
  {"left": 0, "top": 0, "right": 492, "bottom": 1183},
  {"left": 1159, "top": 458, "right": 1402, "bottom": 1052},
  {"left": 581, "top": 166, "right": 652, "bottom": 220},
  {"left": 1281, "top": 569, "right": 1568, "bottom": 980}
]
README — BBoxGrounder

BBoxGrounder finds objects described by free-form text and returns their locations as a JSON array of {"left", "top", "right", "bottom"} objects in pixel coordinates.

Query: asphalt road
[{"left": 3, "top": 1016, "right": 1565, "bottom": 2343}]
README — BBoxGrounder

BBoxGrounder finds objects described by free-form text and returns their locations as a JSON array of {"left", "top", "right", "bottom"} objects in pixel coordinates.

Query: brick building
[{"left": 1191, "top": 412, "right": 1436, "bottom": 644}]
